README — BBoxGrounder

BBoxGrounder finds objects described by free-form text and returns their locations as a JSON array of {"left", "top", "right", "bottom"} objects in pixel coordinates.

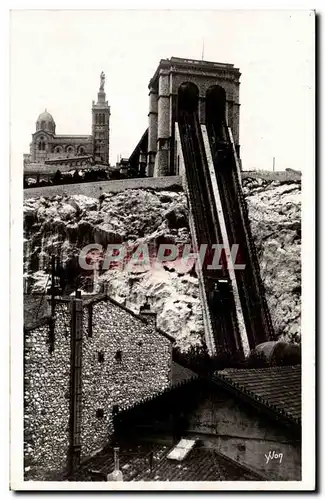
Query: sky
[{"left": 10, "top": 9, "right": 314, "bottom": 172}]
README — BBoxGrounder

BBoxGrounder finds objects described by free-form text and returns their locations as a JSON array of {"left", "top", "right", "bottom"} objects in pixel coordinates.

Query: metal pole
[
  {"left": 272, "top": 156, "right": 275, "bottom": 172},
  {"left": 51, "top": 255, "right": 56, "bottom": 318}
]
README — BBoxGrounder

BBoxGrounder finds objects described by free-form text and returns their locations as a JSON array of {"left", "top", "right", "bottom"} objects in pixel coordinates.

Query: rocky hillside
[{"left": 24, "top": 176, "right": 301, "bottom": 350}]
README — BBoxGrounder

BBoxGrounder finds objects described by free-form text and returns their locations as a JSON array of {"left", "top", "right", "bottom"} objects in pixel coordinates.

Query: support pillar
[
  {"left": 154, "top": 72, "right": 171, "bottom": 176},
  {"left": 147, "top": 88, "right": 158, "bottom": 177},
  {"left": 198, "top": 97, "right": 206, "bottom": 124}
]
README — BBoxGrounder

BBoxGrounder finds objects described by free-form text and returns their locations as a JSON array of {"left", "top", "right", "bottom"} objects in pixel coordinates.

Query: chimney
[
  {"left": 114, "top": 447, "right": 119, "bottom": 471},
  {"left": 139, "top": 299, "right": 157, "bottom": 328},
  {"left": 106, "top": 447, "right": 123, "bottom": 481}
]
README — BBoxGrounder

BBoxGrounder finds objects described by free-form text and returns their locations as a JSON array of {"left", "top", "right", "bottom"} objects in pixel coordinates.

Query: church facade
[{"left": 23, "top": 72, "right": 110, "bottom": 167}]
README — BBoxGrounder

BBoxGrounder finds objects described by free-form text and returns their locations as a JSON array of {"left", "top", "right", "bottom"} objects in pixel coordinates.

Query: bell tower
[{"left": 92, "top": 71, "right": 110, "bottom": 165}]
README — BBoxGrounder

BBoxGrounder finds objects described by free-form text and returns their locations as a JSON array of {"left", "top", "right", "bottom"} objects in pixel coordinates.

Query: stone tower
[
  {"left": 146, "top": 57, "right": 241, "bottom": 177},
  {"left": 92, "top": 71, "right": 110, "bottom": 165}
]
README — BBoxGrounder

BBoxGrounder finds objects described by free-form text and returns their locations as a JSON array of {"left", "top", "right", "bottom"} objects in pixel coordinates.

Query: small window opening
[
  {"left": 115, "top": 350, "right": 122, "bottom": 363},
  {"left": 96, "top": 408, "right": 104, "bottom": 419}
]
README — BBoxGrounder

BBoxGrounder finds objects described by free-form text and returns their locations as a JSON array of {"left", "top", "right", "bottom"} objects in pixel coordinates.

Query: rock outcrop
[{"left": 24, "top": 176, "right": 301, "bottom": 350}]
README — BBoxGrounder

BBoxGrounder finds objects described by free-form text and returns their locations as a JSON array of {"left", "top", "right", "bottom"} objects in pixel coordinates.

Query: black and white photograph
[{"left": 9, "top": 8, "right": 315, "bottom": 490}]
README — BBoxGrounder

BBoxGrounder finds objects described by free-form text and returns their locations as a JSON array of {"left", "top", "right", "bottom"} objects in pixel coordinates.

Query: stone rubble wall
[
  {"left": 81, "top": 300, "right": 172, "bottom": 459},
  {"left": 24, "top": 297, "right": 172, "bottom": 480},
  {"left": 24, "top": 303, "right": 71, "bottom": 481}
]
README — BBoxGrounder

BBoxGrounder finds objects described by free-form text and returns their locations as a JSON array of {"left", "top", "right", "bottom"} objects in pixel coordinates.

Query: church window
[
  {"left": 41, "top": 121, "right": 46, "bottom": 129},
  {"left": 38, "top": 138, "right": 46, "bottom": 151}
]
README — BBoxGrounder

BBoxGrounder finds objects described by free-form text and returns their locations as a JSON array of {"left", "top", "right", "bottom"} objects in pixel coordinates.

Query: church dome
[{"left": 36, "top": 109, "right": 56, "bottom": 133}]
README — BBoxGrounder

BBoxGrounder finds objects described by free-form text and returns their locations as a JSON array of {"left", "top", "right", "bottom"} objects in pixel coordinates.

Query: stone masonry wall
[
  {"left": 24, "top": 296, "right": 172, "bottom": 480},
  {"left": 24, "top": 303, "right": 71, "bottom": 481},
  {"left": 80, "top": 299, "right": 172, "bottom": 459},
  {"left": 188, "top": 392, "right": 301, "bottom": 480}
]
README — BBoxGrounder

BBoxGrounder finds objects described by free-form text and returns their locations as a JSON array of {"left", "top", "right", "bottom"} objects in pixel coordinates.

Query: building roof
[
  {"left": 37, "top": 109, "right": 55, "bottom": 125},
  {"left": 55, "top": 135, "right": 92, "bottom": 139},
  {"left": 68, "top": 442, "right": 264, "bottom": 482},
  {"left": 214, "top": 365, "right": 301, "bottom": 426},
  {"left": 134, "top": 447, "right": 264, "bottom": 482},
  {"left": 170, "top": 361, "right": 198, "bottom": 386},
  {"left": 114, "top": 364, "right": 301, "bottom": 432},
  {"left": 149, "top": 56, "right": 240, "bottom": 88}
]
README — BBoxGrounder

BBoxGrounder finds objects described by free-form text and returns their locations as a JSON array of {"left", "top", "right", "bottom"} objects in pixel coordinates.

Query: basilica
[{"left": 23, "top": 72, "right": 110, "bottom": 167}]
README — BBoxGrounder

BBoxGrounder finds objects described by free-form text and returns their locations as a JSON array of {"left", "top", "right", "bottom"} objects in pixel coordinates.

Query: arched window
[
  {"left": 205, "top": 85, "right": 227, "bottom": 141},
  {"left": 177, "top": 82, "right": 199, "bottom": 117},
  {"left": 38, "top": 136, "right": 46, "bottom": 151},
  {"left": 41, "top": 121, "right": 46, "bottom": 129}
]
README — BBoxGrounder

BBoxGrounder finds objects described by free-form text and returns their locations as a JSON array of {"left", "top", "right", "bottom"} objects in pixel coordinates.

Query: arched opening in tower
[
  {"left": 206, "top": 85, "right": 227, "bottom": 141},
  {"left": 177, "top": 82, "right": 199, "bottom": 117}
]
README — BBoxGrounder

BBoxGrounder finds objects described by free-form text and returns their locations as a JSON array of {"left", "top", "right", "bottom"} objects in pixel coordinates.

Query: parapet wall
[
  {"left": 24, "top": 176, "right": 183, "bottom": 200},
  {"left": 24, "top": 171, "right": 300, "bottom": 201}
]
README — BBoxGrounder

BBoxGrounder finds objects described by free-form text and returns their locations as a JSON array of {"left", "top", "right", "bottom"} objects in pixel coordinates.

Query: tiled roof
[
  {"left": 70, "top": 442, "right": 263, "bottom": 482},
  {"left": 115, "top": 365, "right": 301, "bottom": 431},
  {"left": 70, "top": 443, "right": 170, "bottom": 481},
  {"left": 134, "top": 447, "right": 263, "bottom": 482},
  {"left": 171, "top": 361, "right": 198, "bottom": 386},
  {"left": 215, "top": 365, "right": 301, "bottom": 425}
]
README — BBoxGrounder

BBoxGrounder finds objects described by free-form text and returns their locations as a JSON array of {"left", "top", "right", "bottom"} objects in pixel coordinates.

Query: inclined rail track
[
  {"left": 177, "top": 110, "right": 275, "bottom": 357},
  {"left": 178, "top": 112, "right": 242, "bottom": 356},
  {"left": 208, "top": 122, "right": 275, "bottom": 345}
]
